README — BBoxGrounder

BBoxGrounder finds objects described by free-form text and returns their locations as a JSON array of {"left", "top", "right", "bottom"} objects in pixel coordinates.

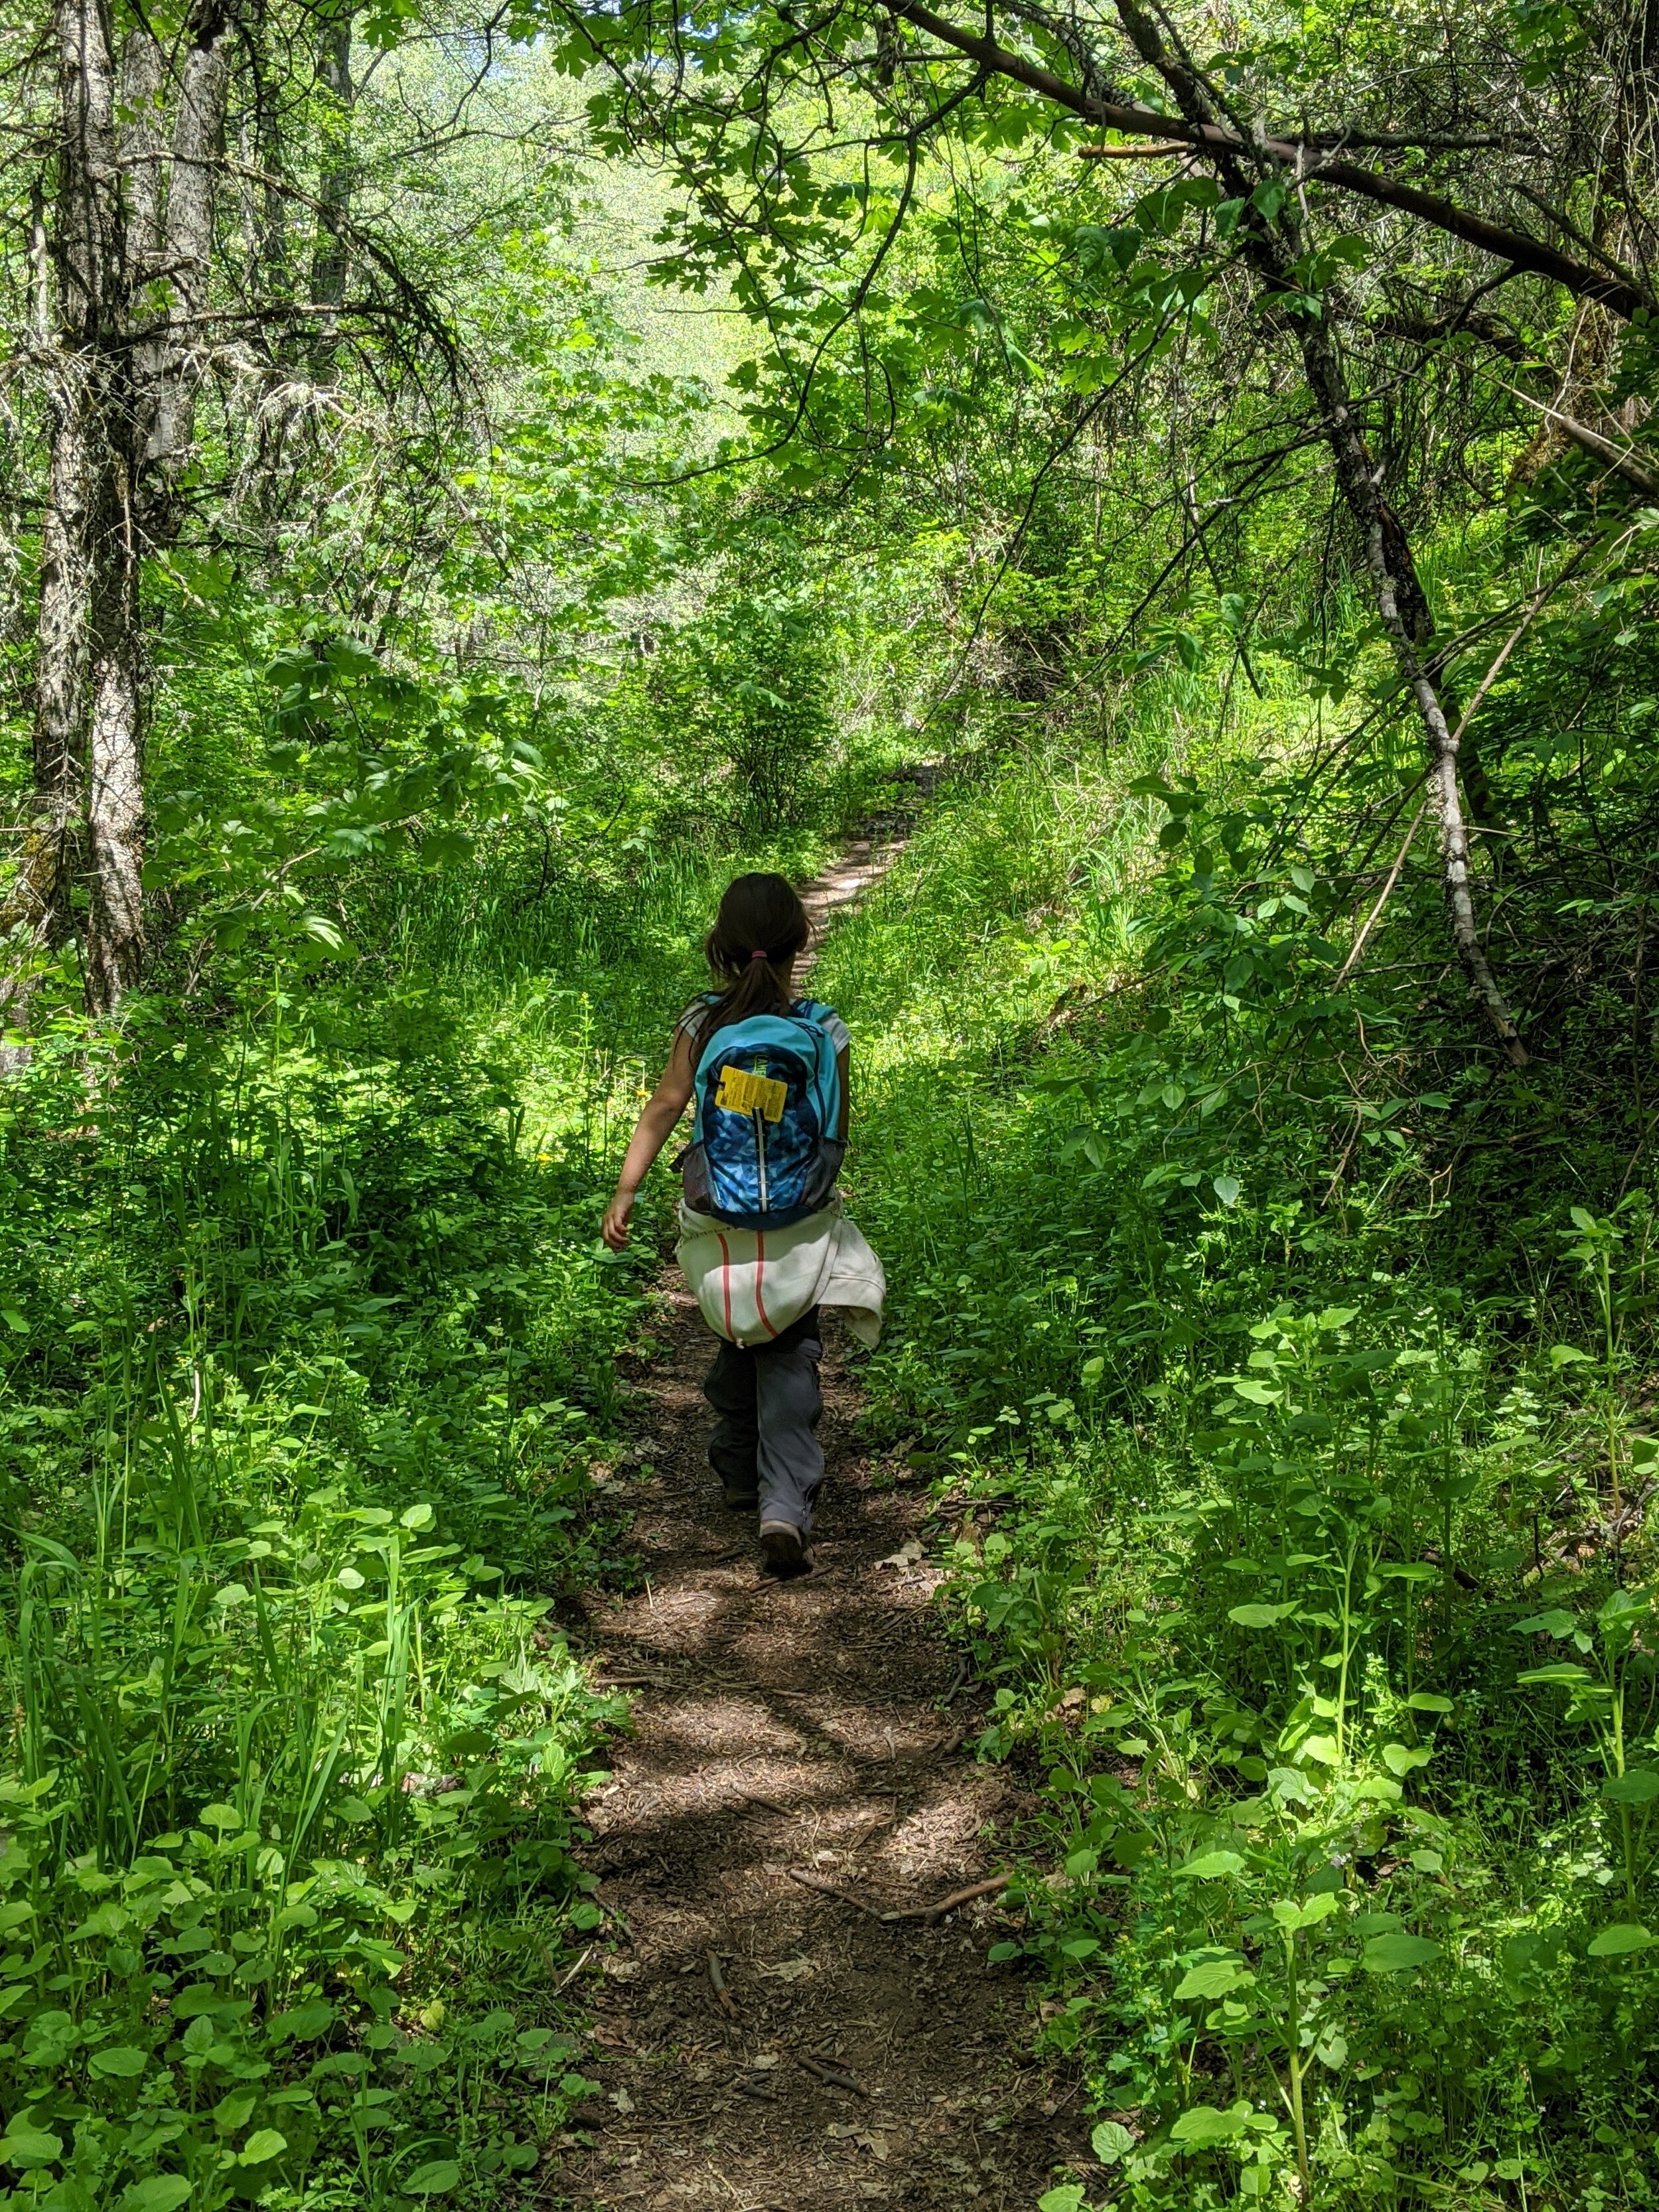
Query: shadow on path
[{"left": 553, "top": 1288, "right": 1086, "bottom": 2210}]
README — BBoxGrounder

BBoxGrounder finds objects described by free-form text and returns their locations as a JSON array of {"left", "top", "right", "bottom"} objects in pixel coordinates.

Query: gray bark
[
  {"left": 5, "top": 0, "right": 235, "bottom": 1029},
  {"left": 309, "top": 6, "right": 356, "bottom": 367},
  {"left": 143, "top": 7, "right": 230, "bottom": 496}
]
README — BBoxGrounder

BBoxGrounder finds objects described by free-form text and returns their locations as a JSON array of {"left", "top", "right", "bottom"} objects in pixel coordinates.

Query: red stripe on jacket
[{"left": 754, "top": 1230, "right": 778, "bottom": 1339}]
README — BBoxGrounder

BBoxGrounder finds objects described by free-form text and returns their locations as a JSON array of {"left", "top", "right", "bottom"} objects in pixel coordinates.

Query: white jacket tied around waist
[{"left": 676, "top": 1197, "right": 886, "bottom": 1349}]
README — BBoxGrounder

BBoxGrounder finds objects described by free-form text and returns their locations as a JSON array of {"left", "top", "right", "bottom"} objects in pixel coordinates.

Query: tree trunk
[
  {"left": 309, "top": 6, "right": 356, "bottom": 370},
  {"left": 1108, "top": 0, "right": 1526, "bottom": 1061},
  {"left": 143, "top": 2, "right": 230, "bottom": 506},
  {"left": 4, "top": 0, "right": 236, "bottom": 1035}
]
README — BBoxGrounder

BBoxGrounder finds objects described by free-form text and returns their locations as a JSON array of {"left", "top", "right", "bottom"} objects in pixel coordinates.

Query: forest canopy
[{"left": 3, "top": 0, "right": 1659, "bottom": 2202}]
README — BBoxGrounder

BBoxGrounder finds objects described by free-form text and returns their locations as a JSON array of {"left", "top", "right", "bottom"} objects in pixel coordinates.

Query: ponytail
[{"left": 697, "top": 872, "right": 811, "bottom": 1041}]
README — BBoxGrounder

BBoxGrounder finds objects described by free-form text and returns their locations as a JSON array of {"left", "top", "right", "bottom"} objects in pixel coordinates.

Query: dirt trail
[{"left": 555, "top": 807, "right": 1084, "bottom": 2211}]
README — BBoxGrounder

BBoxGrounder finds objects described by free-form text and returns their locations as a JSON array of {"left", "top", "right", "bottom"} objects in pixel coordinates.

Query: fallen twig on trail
[
  {"left": 708, "top": 1951, "right": 739, "bottom": 2016},
  {"left": 881, "top": 1874, "right": 1013, "bottom": 1923},
  {"left": 785, "top": 1866, "right": 885, "bottom": 1919},
  {"left": 936, "top": 1722, "right": 972, "bottom": 1757},
  {"left": 743, "top": 1793, "right": 799, "bottom": 1817},
  {"left": 554, "top": 1945, "right": 595, "bottom": 1990},
  {"left": 796, "top": 2053, "right": 870, "bottom": 2096},
  {"left": 938, "top": 1660, "right": 970, "bottom": 1706},
  {"left": 595, "top": 1672, "right": 662, "bottom": 1688},
  {"left": 733, "top": 2074, "right": 778, "bottom": 2099}
]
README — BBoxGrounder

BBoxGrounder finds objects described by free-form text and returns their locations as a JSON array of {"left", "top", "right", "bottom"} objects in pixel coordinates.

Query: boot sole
[{"left": 758, "top": 1523, "right": 811, "bottom": 1579}]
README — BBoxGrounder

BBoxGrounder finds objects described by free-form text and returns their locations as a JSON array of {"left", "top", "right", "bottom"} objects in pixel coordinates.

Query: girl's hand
[{"left": 601, "top": 1189, "right": 634, "bottom": 1251}]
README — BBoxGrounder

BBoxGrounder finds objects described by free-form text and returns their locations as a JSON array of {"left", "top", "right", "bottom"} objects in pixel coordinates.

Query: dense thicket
[{"left": 3, "top": 0, "right": 1659, "bottom": 2202}]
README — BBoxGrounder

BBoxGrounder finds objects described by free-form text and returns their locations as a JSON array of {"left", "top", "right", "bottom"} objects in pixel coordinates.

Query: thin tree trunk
[
  {"left": 40, "top": 0, "right": 147, "bottom": 1017},
  {"left": 7, "top": 0, "right": 236, "bottom": 1034},
  {"left": 309, "top": 5, "right": 355, "bottom": 370},
  {"left": 143, "top": 1, "right": 230, "bottom": 501},
  {"left": 1108, "top": 0, "right": 1526, "bottom": 1061}
]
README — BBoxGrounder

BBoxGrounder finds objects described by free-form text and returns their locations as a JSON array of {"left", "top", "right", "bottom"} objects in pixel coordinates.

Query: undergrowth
[
  {"left": 814, "top": 724, "right": 1659, "bottom": 2212},
  {"left": 0, "top": 812, "right": 876, "bottom": 2210}
]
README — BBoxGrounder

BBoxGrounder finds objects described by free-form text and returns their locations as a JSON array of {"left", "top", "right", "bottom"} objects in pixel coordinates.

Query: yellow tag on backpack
[{"left": 714, "top": 1065, "right": 788, "bottom": 1123}]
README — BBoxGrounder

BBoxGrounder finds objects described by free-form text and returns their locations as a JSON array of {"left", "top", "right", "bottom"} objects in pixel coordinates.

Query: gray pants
[{"left": 703, "top": 1307, "right": 824, "bottom": 1534}]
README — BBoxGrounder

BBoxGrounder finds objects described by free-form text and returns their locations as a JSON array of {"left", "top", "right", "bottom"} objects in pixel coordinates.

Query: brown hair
[{"left": 695, "top": 873, "right": 811, "bottom": 1041}]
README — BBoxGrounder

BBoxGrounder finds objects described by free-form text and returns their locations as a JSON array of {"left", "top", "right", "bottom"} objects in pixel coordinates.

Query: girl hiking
[{"left": 601, "top": 873, "right": 885, "bottom": 1580}]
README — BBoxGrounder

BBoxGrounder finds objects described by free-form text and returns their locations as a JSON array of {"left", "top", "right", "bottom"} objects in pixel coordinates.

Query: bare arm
[{"left": 602, "top": 1027, "right": 696, "bottom": 1250}]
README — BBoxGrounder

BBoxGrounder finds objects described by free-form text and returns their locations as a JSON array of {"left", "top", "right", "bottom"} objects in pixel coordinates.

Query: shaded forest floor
[
  {"left": 551, "top": 811, "right": 1080, "bottom": 2208},
  {"left": 555, "top": 1286, "right": 1082, "bottom": 2211}
]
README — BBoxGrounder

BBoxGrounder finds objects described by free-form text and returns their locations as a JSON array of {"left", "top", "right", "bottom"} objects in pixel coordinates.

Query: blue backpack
[{"left": 682, "top": 997, "right": 843, "bottom": 1230}]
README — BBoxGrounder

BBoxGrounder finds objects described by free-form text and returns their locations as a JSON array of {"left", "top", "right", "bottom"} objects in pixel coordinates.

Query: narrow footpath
[{"left": 553, "top": 810, "right": 1085, "bottom": 2211}]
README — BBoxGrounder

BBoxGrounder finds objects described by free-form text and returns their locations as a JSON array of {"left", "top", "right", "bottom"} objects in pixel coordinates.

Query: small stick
[
  {"left": 1077, "top": 141, "right": 1189, "bottom": 158},
  {"left": 936, "top": 1723, "right": 972, "bottom": 1757},
  {"left": 786, "top": 1867, "right": 886, "bottom": 1921},
  {"left": 796, "top": 2053, "right": 869, "bottom": 2097},
  {"left": 596, "top": 1673, "right": 660, "bottom": 1688},
  {"left": 733, "top": 2075, "right": 778, "bottom": 2100},
  {"left": 881, "top": 1874, "right": 1013, "bottom": 1923},
  {"left": 555, "top": 1945, "right": 595, "bottom": 1991},
  {"left": 744, "top": 1794, "right": 798, "bottom": 1818},
  {"left": 938, "top": 1660, "right": 970, "bottom": 1708},
  {"left": 708, "top": 1951, "right": 739, "bottom": 2016}
]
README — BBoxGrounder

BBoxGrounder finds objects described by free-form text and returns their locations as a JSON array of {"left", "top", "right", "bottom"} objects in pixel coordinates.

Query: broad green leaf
[
  {"left": 1212, "top": 1174, "right": 1240, "bottom": 1207},
  {"left": 1092, "top": 2120, "right": 1135, "bottom": 2163},
  {"left": 1038, "top": 2190, "right": 1085, "bottom": 2212},
  {"left": 1587, "top": 1923, "right": 1656, "bottom": 1956},
  {"left": 120, "top": 2182, "right": 192, "bottom": 2212},
  {"left": 0, "top": 2125, "right": 63, "bottom": 2166},
  {"left": 240, "top": 2130, "right": 288, "bottom": 2164},
  {"left": 1172, "top": 2102, "right": 1250, "bottom": 2144},
  {"left": 1175, "top": 1956, "right": 1252, "bottom": 1999},
  {"left": 88, "top": 2045, "right": 149, "bottom": 2077},
  {"left": 1382, "top": 1743, "right": 1432, "bottom": 1775},
  {"left": 1273, "top": 1892, "right": 1338, "bottom": 1931},
  {"left": 1406, "top": 1693, "right": 1453, "bottom": 1713},
  {"left": 1176, "top": 1850, "right": 1246, "bottom": 1880},
  {"left": 1228, "top": 1602, "right": 1297, "bottom": 1629},
  {"left": 406, "top": 2162, "right": 464, "bottom": 2195},
  {"left": 1603, "top": 1769, "right": 1659, "bottom": 1805},
  {"left": 1361, "top": 1932, "right": 1441, "bottom": 1972},
  {"left": 1550, "top": 1344, "right": 1594, "bottom": 1367}
]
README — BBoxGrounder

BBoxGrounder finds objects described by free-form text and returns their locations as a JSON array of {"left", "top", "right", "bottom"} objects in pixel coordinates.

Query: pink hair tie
[{"left": 750, "top": 948, "right": 770, "bottom": 962}]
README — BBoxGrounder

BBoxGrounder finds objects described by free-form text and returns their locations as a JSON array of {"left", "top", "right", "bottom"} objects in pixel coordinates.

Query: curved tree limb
[{"left": 887, "top": 0, "right": 1654, "bottom": 320}]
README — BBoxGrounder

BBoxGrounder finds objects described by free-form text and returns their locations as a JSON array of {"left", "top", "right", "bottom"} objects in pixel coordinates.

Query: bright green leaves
[
  {"left": 1586, "top": 1923, "right": 1656, "bottom": 1956},
  {"left": 0, "top": 2123, "right": 64, "bottom": 2170},
  {"left": 405, "top": 2159, "right": 464, "bottom": 2193},
  {"left": 1228, "top": 1601, "right": 1297, "bottom": 1629},
  {"left": 1360, "top": 1931, "right": 1442, "bottom": 1973},
  {"left": 1510, "top": 0, "right": 1589, "bottom": 82},
  {"left": 87, "top": 2045, "right": 148, "bottom": 2079},
  {"left": 1091, "top": 2119, "right": 1135, "bottom": 2163},
  {"left": 1177, "top": 1850, "right": 1248, "bottom": 1880},
  {"left": 1172, "top": 2101, "right": 1253, "bottom": 2144}
]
